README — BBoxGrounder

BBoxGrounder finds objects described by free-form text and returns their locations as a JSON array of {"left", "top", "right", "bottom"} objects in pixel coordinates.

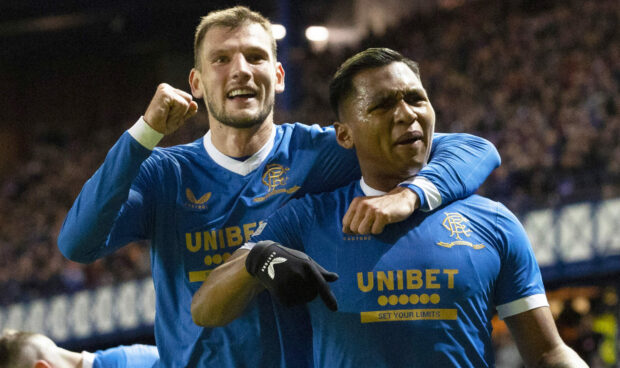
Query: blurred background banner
[
  {"left": 526, "top": 198, "right": 620, "bottom": 283},
  {"left": 0, "top": 278, "right": 156, "bottom": 349}
]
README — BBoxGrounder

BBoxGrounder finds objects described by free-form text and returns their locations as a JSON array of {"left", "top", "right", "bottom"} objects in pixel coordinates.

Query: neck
[
  {"left": 360, "top": 166, "right": 421, "bottom": 193},
  {"left": 360, "top": 174, "right": 401, "bottom": 193},
  {"left": 208, "top": 118, "right": 274, "bottom": 158},
  {"left": 56, "top": 347, "right": 84, "bottom": 368}
]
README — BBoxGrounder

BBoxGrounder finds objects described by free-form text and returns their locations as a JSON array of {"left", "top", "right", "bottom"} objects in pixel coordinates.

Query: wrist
[
  {"left": 401, "top": 186, "right": 421, "bottom": 211},
  {"left": 398, "top": 183, "right": 426, "bottom": 210},
  {"left": 245, "top": 241, "right": 271, "bottom": 277},
  {"left": 128, "top": 116, "right": 164, "bottom": 150}
]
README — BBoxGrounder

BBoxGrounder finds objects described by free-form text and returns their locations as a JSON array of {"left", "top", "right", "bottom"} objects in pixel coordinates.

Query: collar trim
[
  {"left": 203, "top": 127, "right": 276, "bottom": 176},
  {"left": 359, "top": 178, "right": 388, "bottom": 196}
]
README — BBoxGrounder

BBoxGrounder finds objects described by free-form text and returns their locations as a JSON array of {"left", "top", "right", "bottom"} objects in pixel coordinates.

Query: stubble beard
[{"left": 206, "top": 94, "right": 274, "bottom": 129}]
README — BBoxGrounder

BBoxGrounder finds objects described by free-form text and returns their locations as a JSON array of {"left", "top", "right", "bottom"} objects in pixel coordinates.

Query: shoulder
[
  {"left": 151, "top": 137, "right": 204, "bottom": 160},
  {"left": 286, "top": 182, "right": 357, "bottom": 216},
  {"left": 429, "top": 131, "right": 461, "bottom": 143},
  {"left": 437, "top": 195, "right": 500, "bottom": 216},
  {"left": 142, "top": 137, "right": 205, "bottom": 170},
  {"left": 432, "top": 195, "right": 519, "bottom": 235},
  {"left": 278, "top": 122, "right": 335, "bottom": 134},
  {"left": 276, "top": 123, "right": 336, "bottom": 145},
  {"left": 94, "top": 344, "right": 159, "bottom": 367},
  {"left": 459, "top": 194, "right": 501, "bottom": 211},
  {"left": 463, "top": 196, "right": 522, "bottom": 227},
  {"left": 452, "top": 195, "right": 528, "bottom": 249}
]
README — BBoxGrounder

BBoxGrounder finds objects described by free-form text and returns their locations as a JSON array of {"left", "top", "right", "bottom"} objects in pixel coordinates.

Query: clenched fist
[
  {"left": 342, "top": 186, "right": 420, "bottom": 234},
  {"left": 144, "top": 83, "right": 199, "bottom": 135}
]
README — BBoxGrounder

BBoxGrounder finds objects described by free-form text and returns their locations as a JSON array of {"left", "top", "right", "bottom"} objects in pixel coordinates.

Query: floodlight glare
[
  {"left": 272, "top": 24, "right": 286, "bottom": 40},
  {"left": 305, "top": 26, "right": 329, "bottom": 42}
]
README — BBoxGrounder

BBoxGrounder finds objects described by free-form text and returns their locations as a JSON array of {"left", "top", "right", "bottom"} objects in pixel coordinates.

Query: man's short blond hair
[
  {"left": 0, "top": 330, "right": 37, "bottom": 368},
  {"left": 193, "top": 6, "right": 277, "bottom": 70}
]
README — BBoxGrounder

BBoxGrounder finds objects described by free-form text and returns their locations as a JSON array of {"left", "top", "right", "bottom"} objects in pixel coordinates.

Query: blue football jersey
[
  {"left": 58, "top": 118, "right": 499, "bottom": 367},
  {"left": 252, "top": 180, "right": 547, "bottom": 368},
  {"left": 93, "top": 344, "right": 159, "bottom": 368}
]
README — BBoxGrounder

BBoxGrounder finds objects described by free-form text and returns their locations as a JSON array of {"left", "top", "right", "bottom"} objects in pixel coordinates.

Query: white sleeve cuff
[
  {"left": 240, "top": 242, "right": 256, "bottom": 251},
  {"left": 496, "top": 294, "right": 549, "bottom": 319},
  {"left": 402, "top": 176, "right": 442, "bottom": 212},
  {"left": 81, "top": 351, "right": 95, "bottom": 368},
  {"left": 127, "top": 116, "right": 164, "bottom": 150}
]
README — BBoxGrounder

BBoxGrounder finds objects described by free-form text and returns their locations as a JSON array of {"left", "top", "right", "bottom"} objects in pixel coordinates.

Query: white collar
[
  {"left": 359, "top": 177, "right": 388, "bottom": 196},
  {"left": 81, "top": 351, "right": 95, "bottom": 368},
  {"left": 203, "top": 126, "right": 276, "bottom": 176}
]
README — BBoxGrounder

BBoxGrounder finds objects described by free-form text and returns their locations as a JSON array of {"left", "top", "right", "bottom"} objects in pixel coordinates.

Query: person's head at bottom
[{"left": 0, "top": 330, "right": 83, "bottom": 368}]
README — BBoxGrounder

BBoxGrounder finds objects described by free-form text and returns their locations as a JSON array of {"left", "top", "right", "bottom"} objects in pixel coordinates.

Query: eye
[
  {"left": 246, "top": 53, "right": 267, "bottom": 64},
  {"left": 212, "top": 55, "right": 229, "bottom": 64},
  {"left": 369, "top": 98, "right": 395, "bottom": 112},
  {"left": 404, "top": 93, "right": 426, "bottom": 106}
]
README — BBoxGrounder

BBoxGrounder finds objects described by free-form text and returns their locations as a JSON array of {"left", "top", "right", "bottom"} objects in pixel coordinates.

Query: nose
[
  {"left": 394, "top": 99, "right": 417, "bottom": 125},
  {"left": 230, "top": 53, "right": 251, "bottom": 81}
]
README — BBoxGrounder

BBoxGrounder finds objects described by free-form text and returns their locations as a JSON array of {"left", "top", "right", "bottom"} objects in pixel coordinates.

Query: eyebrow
[
  {"left": 207, "top": 45, "right": 270, "bottom": 57},
  {"left": 369, "top": 88, "right": 427, "bottom": 105}
]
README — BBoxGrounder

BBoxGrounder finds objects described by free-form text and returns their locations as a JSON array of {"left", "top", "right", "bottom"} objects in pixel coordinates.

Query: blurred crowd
[
  {"left": 0, "top": 122, "right": 153, "bottom": 305},
  {"left": 296, "top": 0, "right": 619, "bottom": 213},
  {"left": 0, "top": 3, "right": 618, "bottom": 362}
]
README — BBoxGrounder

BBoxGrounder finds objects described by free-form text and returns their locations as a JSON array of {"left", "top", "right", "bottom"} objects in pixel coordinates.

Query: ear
[
  {"left": 334, "top": 122, "right": 354, "bottom": 149},
  {"left": 34, "top": 360, "right": 52, "bottom": 368},
  {"left": 189, "top": 68, "right": 204, "bottom": 99},
  {"left": 274, "top": 62, "right": 285, "bottom": 94}
]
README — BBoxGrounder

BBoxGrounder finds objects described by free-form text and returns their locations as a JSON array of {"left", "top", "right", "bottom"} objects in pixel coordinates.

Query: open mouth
[
  {"left": 394, "top": 131, "right": 424, "bottom": 145},
  {"left": 227, "top": 88, "right": 257, "bottom": 100}
]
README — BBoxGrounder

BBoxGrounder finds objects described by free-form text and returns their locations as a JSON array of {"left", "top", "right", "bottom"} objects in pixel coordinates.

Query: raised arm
[
  {"left": 505, "top": 307, "right": 588, "bottom": 368},
  {"left": 412, "top": 132, "right": 500, "bottom": 209},
  {"left": 57, "top": 84, "right": 197, "bottom": 262},
  {"left": 343, "top": 133, "right": 500, "bottom": 234}
]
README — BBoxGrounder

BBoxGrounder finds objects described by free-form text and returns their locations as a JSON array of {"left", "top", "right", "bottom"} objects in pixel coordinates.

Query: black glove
[{"left": 245, "top": 240, "right": 339, "bottom": 311}]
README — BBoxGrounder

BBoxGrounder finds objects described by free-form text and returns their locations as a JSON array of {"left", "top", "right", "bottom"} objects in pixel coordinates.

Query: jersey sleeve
[
  {"left": 250, "top": 197, "right": 315, "bottom": 252},
  {"left": 93, "top": 344, "right": 160, "bottom": 368},
  {"left": 493, "top": 202, "right": 548, "bottom": 319},
  {"left": 400, "top": 133, "right": 501, "bottom": 211},
  {"left": 298, "top": 124, "right": 361, "bottom": 194},
  {"left": 57, "top": 119, "right": 159, "bottom": 263}
]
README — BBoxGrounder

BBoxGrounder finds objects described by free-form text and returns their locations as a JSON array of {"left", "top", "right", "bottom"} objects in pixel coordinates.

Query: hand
[
  {"left": 144, "top": 83, "right": 198, "bottom": 135},
  {"left": 245, "top": 241, "right": 339, "bottom": 311},
  {"left": 342, "top": 186, "right": 420, "bottom": 235}
]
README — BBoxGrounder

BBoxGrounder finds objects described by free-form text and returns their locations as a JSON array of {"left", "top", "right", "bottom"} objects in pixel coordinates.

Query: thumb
[
  {"left": 321, "top": 270, "right": 339, "bottom": 282},
  {"left": 183, "top": 101, "right": 199, "bottom": 121}
]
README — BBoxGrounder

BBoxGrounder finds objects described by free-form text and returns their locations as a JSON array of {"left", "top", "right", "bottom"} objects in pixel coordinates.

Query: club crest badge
[
  {"left": 436, "top": 212, "right": 485, "bottom": 250},
  {"left": 253, "top": 164, "right": 300, "bottom": 202}
]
